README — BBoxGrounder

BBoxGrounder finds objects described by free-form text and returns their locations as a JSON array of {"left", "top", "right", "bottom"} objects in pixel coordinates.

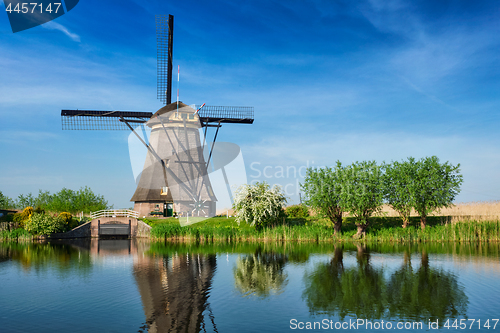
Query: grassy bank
[
  {"left": 145, "top": 216, "right": 500, "bottom": 243},
  {"left": 0, "top": 228, "right": 33, "bottom": 242}
]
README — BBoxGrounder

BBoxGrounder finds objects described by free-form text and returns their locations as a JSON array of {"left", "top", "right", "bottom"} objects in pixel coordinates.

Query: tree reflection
[
  {"left": 0, "top": 241, "right": 92, "bottom": 275},
  {"left": 303, "top": 245, "right": 469, "bottom": 323},
  {"left": 233, "top": 247, "right": 288, "bottom": 297},
  {"left": 387, "top": 248, "right": 468, "bottom": 322},
  {"left": 303, "top": 244, "right": 386, "bottom": 320}
]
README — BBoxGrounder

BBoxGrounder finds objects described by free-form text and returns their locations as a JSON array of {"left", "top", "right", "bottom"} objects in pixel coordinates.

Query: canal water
[{"left": 1, "top": 240, "right": 499, "bottom": 332}]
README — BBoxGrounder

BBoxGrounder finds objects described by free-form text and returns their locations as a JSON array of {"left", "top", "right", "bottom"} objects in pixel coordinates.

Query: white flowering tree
[{"left": 233, "top": 181, "right": 287, "bottom": 228}]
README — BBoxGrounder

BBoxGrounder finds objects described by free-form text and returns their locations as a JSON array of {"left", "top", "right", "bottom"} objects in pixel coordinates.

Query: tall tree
[
  {"left": 0, "top": 191, "right": 15, "bottom": 209},
  {"left": 301, "top": 162, "right": 346, "bottom": 234},
  {"left": 411, "top": 156, "right": 463, "bottom": 229},
  {"left": 16, "top": 193, "right": 36, "bottom": 209},
  {"left": 383, "top": 158, "right": 417, "bottom": 228},
  {"left": 343, "top": 161, "right": 385, "bottom": 238}
]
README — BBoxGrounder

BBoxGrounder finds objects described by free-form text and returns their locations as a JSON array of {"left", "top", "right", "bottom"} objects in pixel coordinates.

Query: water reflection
[
  {"left": 233, "top": 247, "right": 288, "bottom": 297},
  {"left": 303, "top": 244, "right": 386, "bottom": 319},
  {"left": 0, "top": 240, "right": 92, "bottom": 275},
  {"left": 2, "top": 240, "right": 493, "bottom": 332},
  {"left": 387, "top": 249, "right": 468, "bottom": 322},
  {"left": 302, "top": 244, "right": 468, "bottom": 322},
  {"left": 133, "top": 248, "right": 217, "bottom": 332}
]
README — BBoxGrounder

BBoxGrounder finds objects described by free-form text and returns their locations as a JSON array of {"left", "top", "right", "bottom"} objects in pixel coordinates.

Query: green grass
[
  {"left": 0, "top": 228, "right": 33, "bottom": 241},
  {"left": 147, "top": 215, "right": 500, "bottom": 243}
]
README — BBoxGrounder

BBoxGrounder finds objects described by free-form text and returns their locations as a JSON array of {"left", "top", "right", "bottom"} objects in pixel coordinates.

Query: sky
[{"left": 1, "top": 0, "right": 500, "bottom": 209}]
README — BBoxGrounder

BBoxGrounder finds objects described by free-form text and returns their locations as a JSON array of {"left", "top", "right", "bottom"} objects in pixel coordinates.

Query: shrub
[
  {"left": 233, "top": 182, "right": 287, "bottom": 229},
  {"left": 59, "top": 212, "right": 72, "bottom": 223},
  {"left": 58, "top": 212, "right": 78, "bottom": 231},
  {"left": 25, "top": 213, "right": 64, "bottom": 236},
  {"left": 285, "top": 205, "right": 310, "bottom": 219},
  {"left": 13, "top": 206, "right": 34, "bottom": 227}
]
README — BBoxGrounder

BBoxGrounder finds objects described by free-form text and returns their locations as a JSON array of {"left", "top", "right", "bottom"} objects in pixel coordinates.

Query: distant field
[
  {"left": 375, "top": 201, "right": 500, "bottom": 222},
  {"left": 191, "top": 202, "right": 500, "bottom": 223}
]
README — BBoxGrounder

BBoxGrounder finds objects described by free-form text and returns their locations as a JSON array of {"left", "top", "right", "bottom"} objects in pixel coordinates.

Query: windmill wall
[{"left": 131, "top": 103, "right": 217, "bottom": 218}]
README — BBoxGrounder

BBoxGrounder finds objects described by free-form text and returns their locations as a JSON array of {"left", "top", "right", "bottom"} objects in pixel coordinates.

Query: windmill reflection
[
  {"left": 133, "top": 250, "right": 217, "bottom": 333},
  {"left": 233, "top": 248, "right": 288, "bottom": 298},
  {"left": 303, "top": 245, "right": 468, "bottom": 322}
]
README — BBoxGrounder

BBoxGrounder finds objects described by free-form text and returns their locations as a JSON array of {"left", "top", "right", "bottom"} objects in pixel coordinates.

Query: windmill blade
[
  {"left": 156, "top": 14, "right": 174, "bottom": 105},
  {"left": 61, "top": 110, "right": 153, "bottom": 130},
  {"left": 196, "top": 105, "right": 254, "bottom": 124}
]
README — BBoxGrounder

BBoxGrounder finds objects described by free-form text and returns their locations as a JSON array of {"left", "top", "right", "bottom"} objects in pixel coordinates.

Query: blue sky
[{"left": 1, "top": 0, "right": 500, "bottom": 208}]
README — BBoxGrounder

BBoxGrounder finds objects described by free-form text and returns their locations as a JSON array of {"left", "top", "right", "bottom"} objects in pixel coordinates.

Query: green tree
[
  {"left": 16, "top": 193, "right": 36, "bottom": 209},
  {"left": 233, "top": 181, "right": 287, "bottom": 228},
  {"left": 34, "top": 190, "right": 53, "bottom": 210},
  {"left": 344, "top": 161, "right": 385, "bottom": 238},
  {"left": 0, "top": 191, "right": 15, "bottom": 209},
  {"left": 74, "top": 186, "right": 109, "bottom": 213},
  {"left": 383, "top": 158, "right": 417, "bottom": 228},
  {"left": 411, "top": 156, "right": 463, "bottom": 229},
  {"left": 46, "top": 186, "right": 109, "bottom": 213},
  {"left": 301, "top": 162, "right": 346, "bottom": 234}
]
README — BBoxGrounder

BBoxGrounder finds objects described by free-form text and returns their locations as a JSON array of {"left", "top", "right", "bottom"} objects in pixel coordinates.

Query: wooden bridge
[
  {"left": 89, "top": 210, "right": 141, "bottom": 237},
  {"left": 90, "top": 210, "right": 139, "bottom": 237},
  {"left": 49, "top": 210, "right": 151, "bottom": 239}
]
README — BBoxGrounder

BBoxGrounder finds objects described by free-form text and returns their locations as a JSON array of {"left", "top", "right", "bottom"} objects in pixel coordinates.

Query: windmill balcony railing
[{"left": 90, "top": 209, "right": 139, "bottom": 219}]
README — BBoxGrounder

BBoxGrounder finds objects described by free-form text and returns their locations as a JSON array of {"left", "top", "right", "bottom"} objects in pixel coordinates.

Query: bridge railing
[{"left": 90, "top": 209, "right": 139, "bottom": 219}]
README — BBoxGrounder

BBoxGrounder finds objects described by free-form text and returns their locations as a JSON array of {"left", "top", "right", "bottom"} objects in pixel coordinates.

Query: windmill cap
[{"left": 152, "top": 101, "right": 195, "bottom": 117}]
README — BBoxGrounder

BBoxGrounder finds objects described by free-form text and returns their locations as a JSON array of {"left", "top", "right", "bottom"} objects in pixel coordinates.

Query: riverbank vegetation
[
  {"left": 0, "top": 187, "right": 106, "bottom": 240},
  {"left": 302, "top": 156, "right": 463, "bottom": 237},
  {"left": 0, "top": 186, "right": 109, "bottom": 213},
  {"left": 146, "top": 215, "right": 500, "bottom": 243}
]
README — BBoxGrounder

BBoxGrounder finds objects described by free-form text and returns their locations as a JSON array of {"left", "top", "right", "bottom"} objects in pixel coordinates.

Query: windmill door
[
  {"left": 164, "top": 203, "right": 173, "bottom": 217},
  {"left": 165, "top": 203, "right": 174, "bottom": 217}
]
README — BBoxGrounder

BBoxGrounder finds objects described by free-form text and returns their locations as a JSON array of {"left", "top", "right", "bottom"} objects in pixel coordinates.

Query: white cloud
[{"left": 42, "top": 21, "right": 81, "bottom": 42}]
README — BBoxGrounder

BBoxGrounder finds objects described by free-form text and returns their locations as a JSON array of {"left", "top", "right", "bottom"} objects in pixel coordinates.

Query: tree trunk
[
  {"left": 420, "top": 215, "right": 427, "bottom": 229},
  {"left": 329, "top": 212, "right": 343, "bottom": 235},
  {"left": 333, "top": 213, "right": 342, "bottom": 235},
  {"left": 402, "top": 216, "right": 410, "bottom": 228},
  {"left": 354, "top": 223, "right": 368, "bottom": 238}
]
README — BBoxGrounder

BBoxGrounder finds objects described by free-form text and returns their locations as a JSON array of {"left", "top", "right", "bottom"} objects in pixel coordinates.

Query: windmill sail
[{"left": 156, "top": 14, "right": 173, "bottom": 105}]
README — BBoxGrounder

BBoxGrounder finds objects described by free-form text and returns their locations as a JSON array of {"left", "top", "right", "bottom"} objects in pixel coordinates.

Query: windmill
[{"left": 61, "top": 14, "right": 254, "bottom": 219}]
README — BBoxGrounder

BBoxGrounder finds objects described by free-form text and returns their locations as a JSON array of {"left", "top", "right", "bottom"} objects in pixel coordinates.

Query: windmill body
[{"left": 131, "top": 102, "right": 216, "bottom": 218}]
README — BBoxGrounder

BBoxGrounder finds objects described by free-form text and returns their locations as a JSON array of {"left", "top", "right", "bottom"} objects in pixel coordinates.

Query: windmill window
[
  {"left": 161, "top": 187, "right": 169, "bottom": 195},
  {"left": 181, "top": 113, "right": 187, "bottom": 119},
  {"left": 189, "top": 114, "right": 194, "bottom": 120},
  {"left": 154, "top": 204, "right": 160, "bottom": 211}
]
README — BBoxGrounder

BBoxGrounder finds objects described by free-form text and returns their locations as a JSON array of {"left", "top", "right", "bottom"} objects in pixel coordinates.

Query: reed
[
  {"left": 0, "top": 228, "right": 33, "bottom": 241},
  {"left": 150, "top": 217, "right": 500, "bottom": 243}
]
